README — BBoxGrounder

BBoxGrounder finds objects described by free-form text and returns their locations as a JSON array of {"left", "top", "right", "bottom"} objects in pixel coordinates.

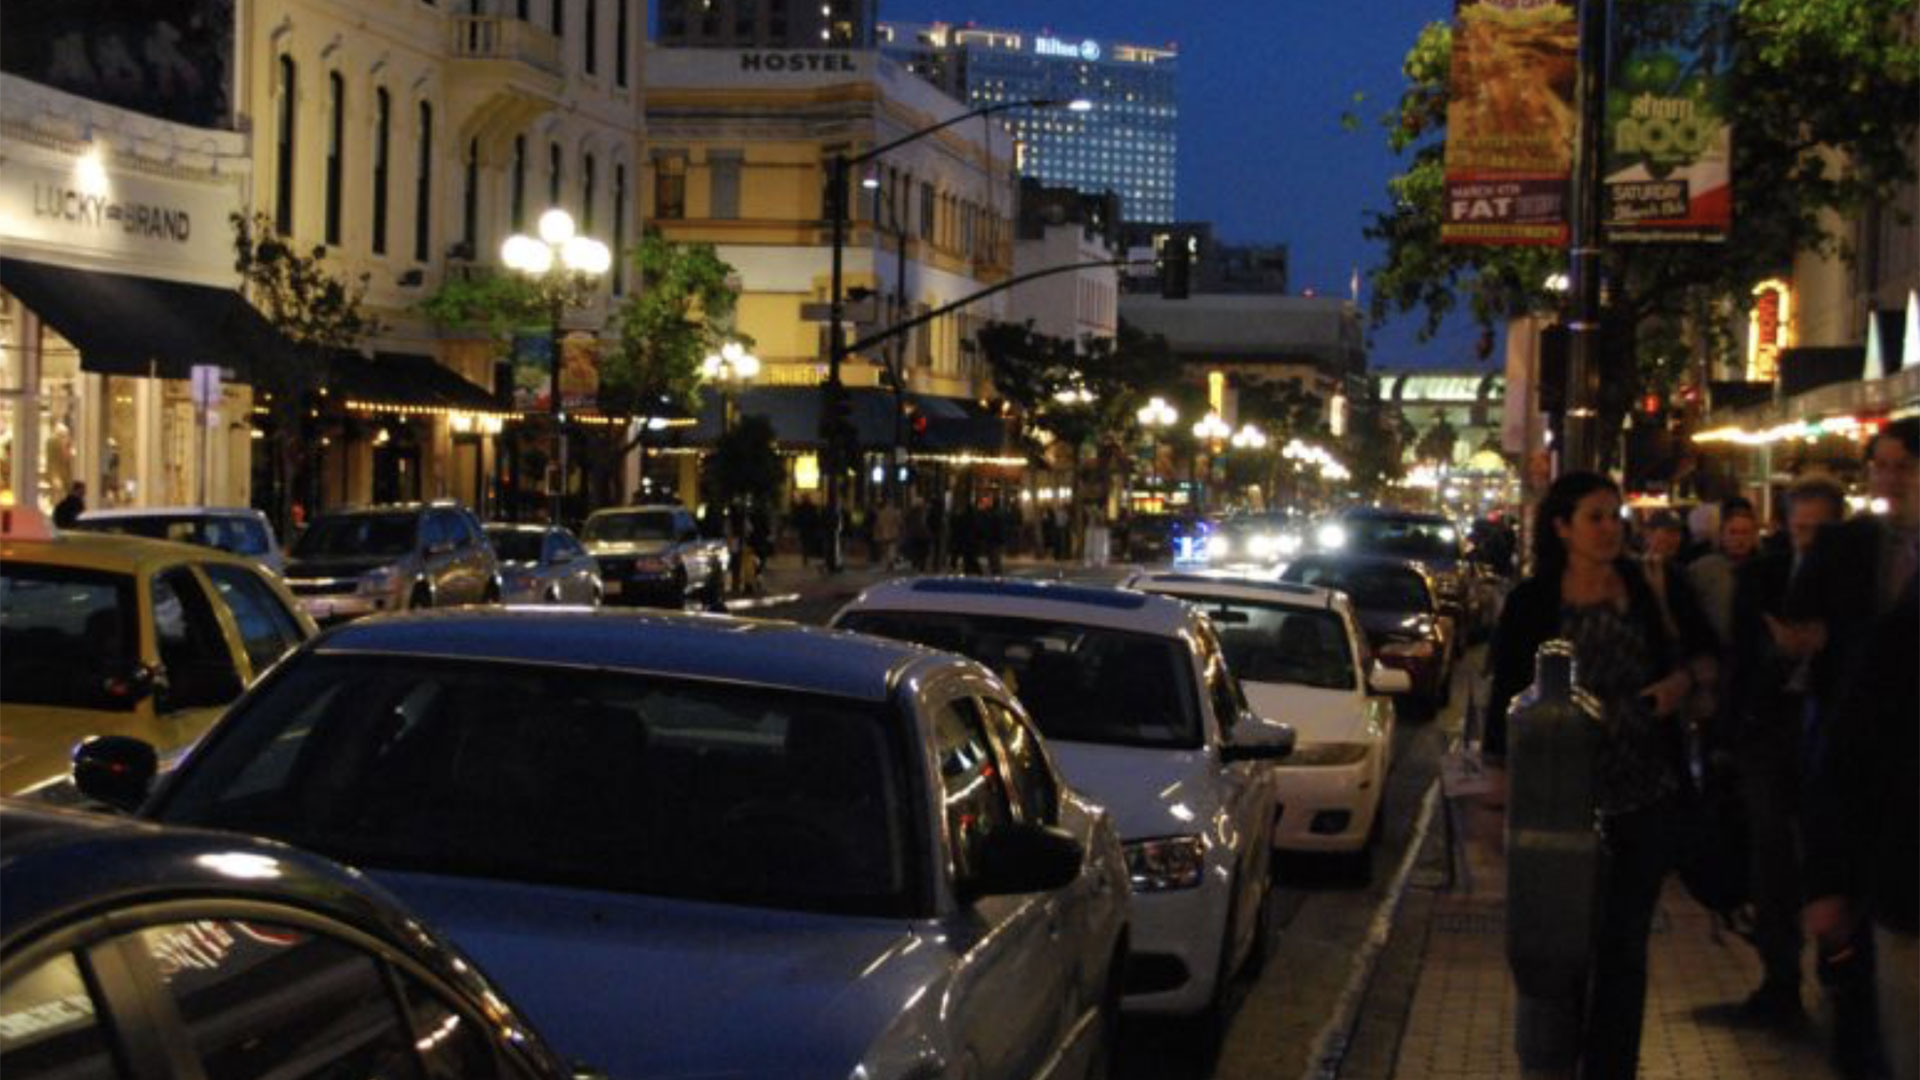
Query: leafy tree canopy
[
  {"left": 416, "top": 268, "right": 548, "bottom": 354},
  {"left": 975, "top": 320, "right": 1183, "bottom": 464},
  {"left": 1366, "top": 2, "right": 1918, "bottom": 395},
  {"left": 603, "top": 231, "right": 744, "bottom": 447}
]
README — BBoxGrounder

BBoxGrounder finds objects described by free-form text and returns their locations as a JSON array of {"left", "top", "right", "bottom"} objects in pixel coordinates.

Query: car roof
[
  {"left": 587, "top": 504, "right": 682, "bottom": 516},
  {"left": 484, "top": 523, "right": 554, "bottom": 533},
  {"left": 78, "top": 506, "right": 266, "bottom": 521},
  {"left": 1287, "top": 552, "right": 1433, "bottom": 577},
  {"left": 1127, "top": 571, "right": 1344, "bottom": 612},
  {"left": 1339, "top": 507, "right": 1452, "bottom": 524},
  {"left": 841, "top": 576, "right": 1198, "bottom": 637},
  {"left": 311, "top": 608, "right": 951, "bottom": 702},
  {"left": 2, "top": 528, "right": 265, "bottom": 574}
]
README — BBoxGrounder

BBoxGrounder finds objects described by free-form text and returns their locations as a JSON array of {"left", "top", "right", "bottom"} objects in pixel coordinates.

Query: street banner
[
  {"left": 1603, "top": 0, "right": 1735, "bottom": 242},
  {"left": 510, "top": 331, "right": 601, "bottom": 413},
  {"left": 1441, "top": 0, "right": 1579, "bottom": 246}
]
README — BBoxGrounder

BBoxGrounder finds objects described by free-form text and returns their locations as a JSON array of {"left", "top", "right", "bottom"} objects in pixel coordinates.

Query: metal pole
[
  {"left": 1563, "top": 0, "right": 1608, "bottom": 474},
  {"left": 891, "top": 223, "right": 908, "bottom": 507},
  {"left": 825, "top": 153, "right": 848, "bottom": 572},
  {"left": 549, "top": 293, "right": 565, "bottom": 525}
]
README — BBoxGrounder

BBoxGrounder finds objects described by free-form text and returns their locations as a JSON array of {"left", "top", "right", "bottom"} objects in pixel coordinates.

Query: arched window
[
  {"left": 275, "top": 55, "right": 296, "bottom": 234},
  {"left": 414, "top": 101, "right": 433, "bottom": 262},
  {"left": 325, "top": 72, "right": 344, "bottom": 245},
  {"left": 372, "top": 88, "right": 391, "bottom": 254}
]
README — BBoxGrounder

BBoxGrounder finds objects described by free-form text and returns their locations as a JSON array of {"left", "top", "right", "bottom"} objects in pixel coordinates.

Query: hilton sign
[{"left": 1034, "top": 36, "right": 1101, "bottom": 61}]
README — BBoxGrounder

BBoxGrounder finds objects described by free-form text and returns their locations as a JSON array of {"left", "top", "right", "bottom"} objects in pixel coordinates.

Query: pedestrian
[
  {"left": 1725, "top": 475, "right": 1846, "bottom": 1030},
  {"left": 1779, "top": 417, "right": 1920, "bottom": 1080},
  {"left": 873, "top": 499, "right": 903, "bottom": 570},
  {"left": 1486, "top": 471, "right": 1716, "bottom": 1080},
  {"left": 52, "top": 481, "right": 85, "bottom": 528},
  {"left": 904, "top": 499, "right": 932, "bottom": 571},
  {"left": 1688, "top": 497, "right": 1760, "bottom": 648},
  {"left": 792, "top": 497, "right": 820, "bottom": 567},
  {"left": 1640, "top": 509, "right": 1687, "bottom": 564}
]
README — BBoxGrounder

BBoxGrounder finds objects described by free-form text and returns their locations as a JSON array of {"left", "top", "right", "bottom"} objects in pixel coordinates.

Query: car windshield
[
  {"left": 1283, "top": 562, "right": 1432, "bottom": 613},
  {"left": 485, "top": 529, "right": 545, "bottom": 564},
  {"left": 583, "top": 511, "right": 675, "bottom": 543},
  {"left": 0, "top": 563, "right": 139, "bottom": 711},
  {"left": 79, "top": 514, "right": 271, "bottom": 556},
  {"left": 1158, "top": 595, "right": 1355, "bottom": 691},
  {"left": 154, "top": 655, "right": 915, "bottom": 918},
  {"left": 1343, "top": 516, "right": 1460, "bottom": 561},
  {"left": 838, "top": 610, "right": 1201, "bottom": 749},
  {"left": 292, "top": 514, "right": 417, "bottom": 559}
]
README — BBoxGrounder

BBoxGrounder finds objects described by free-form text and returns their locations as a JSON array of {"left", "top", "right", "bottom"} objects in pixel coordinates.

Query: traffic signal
[
  {"left": 906, "top": 405, "right": 929, "bottom": 450},
  {"left": 1157, "top": 232, "right": 1194, "bottom": 300}
]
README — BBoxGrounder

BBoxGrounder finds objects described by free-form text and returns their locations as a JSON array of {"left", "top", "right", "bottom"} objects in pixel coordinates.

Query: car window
[
  {"left": 0, "top": 952, "right": 116, "bottom": 1078},
  {"left": 393, "top": 969, "right": 510, "bottom": 1079},
  {"left": 424, "top": 513, "right": 455, "bottom": 551},
  {"left": 1196, "top": 624, "right": 1247, "bottom": 733},
  {"left": 292, "top": 514, "right": 418, "bottom": 558},
  {"left": 582, "top": 511, "right": 675, "bottom": 542},
  {"left": 840, "top": 610, "right": 1202, "bottom": 749},
  {"left": 979, "top": 696, "right": 1059, "bottom": 825},
  {"left": 930, "top": 695, "right": 1015, "bottom": 881},
  {"left": 0, "top": 563, "right": 139, "bottom": 711},
  {"left": 1283, "top": 562, "right": 1432, "bottom": 612},
  {"left": 128, "top": 919, "right": 419, "bottom": 1080},
  {"left": 1163, "top": 593, "right": 1357, "bottom": 690},
  {"left": 1344, "top": 516, "right": 1460, "bottom": 561},
  {"left": 554, "top": 534, "right": 585, "bottom": 560},
  {"left": 200, "top": 563, "right": 305, "bottom": 674},
  {"left": 157, "top": 655, "right": 916, "bottom": 918},
  {"left": 485, "top": 529, "right": 544, "bottom": 564},
  {"left": 151, "top": 568, "right": 244, "bottom": 709}
]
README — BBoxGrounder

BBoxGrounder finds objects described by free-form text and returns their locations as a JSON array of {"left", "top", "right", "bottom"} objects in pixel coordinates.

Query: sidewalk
[{"left": 1364, "top": 770, "right": 1842, "bottom": 1079}]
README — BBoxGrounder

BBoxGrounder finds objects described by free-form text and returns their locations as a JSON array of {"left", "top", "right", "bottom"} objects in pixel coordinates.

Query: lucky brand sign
[{"left": 1440, "top": 0, "right": 1579, "bottom": 246}]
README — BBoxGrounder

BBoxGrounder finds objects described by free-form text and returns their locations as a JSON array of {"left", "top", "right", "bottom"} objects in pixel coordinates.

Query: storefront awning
[
  {"left": 688, "top": 386, "right": 1010, "bottom": 454},
  {"left": 330, "top": 352, "right": 501, "bottom": 414},
  {"left": 0, "top": 258, "right": 287, "bottom": 382}
]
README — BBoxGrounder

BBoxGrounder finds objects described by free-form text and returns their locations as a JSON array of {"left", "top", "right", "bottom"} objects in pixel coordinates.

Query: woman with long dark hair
[{"left": 1487, "top": 471, "right": 1716, "bottom": 1080}]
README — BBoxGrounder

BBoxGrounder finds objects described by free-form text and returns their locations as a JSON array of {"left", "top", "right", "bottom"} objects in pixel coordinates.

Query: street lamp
[
  {"left": 1191, "top": 412, "right": 1231, "bottom": 511},
  {"left": 1135, "top": 395, "right": 1178, "bottom": 503},
  {"left": 701, "top": 341, "right": 761, "bottom": 435},
  {"left": 823, "top": 96, "right": 1092, "bottom": 570},
  {"left": 1230, "top": 424, "right": 1269, "bottom": 451},
  {"left": 501, "top": 208, "right": 611, "bottom": 524}
]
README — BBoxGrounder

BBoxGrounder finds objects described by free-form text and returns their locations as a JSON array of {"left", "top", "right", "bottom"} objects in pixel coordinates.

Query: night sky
[{"left": 877, "top": 0, "right": 1490, "bottom": 372}]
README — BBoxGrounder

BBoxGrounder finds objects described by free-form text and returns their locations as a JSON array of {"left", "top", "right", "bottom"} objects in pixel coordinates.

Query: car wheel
[
  {"left": 481, "top": 582, "right": 501, "bottom": 605},
  {"left": 409, "top": 584, "right": 432, "bottom": 610},
  {"left": 671, "top": 566, "right": 689, "bottom": 607},
  {"left": 590, "top": 584, "right": 603, "bottom": 608},
  {"left": 545, "top": 585, "right": 562, "bottom": 604}
]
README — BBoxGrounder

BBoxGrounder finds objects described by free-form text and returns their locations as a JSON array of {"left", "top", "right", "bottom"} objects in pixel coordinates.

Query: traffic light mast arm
[{"left": 845, "top": 258, "right": 1155, "bottom": 357}]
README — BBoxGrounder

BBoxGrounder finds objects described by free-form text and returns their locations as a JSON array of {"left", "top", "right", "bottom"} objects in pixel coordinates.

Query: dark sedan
[
  {"left": 1279, "top": 553, "right": 1452, "bottom": 708},
  {"left": 0, "top": 799, "right": 591, "bottom": 1079}
]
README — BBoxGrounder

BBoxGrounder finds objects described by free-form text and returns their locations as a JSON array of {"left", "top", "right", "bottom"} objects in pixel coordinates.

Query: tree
[
  {"left": 603, "top": 231, "right": 743, "bottom": 454},
  {"left": 1230, "top": 376, "right": 1329, "bottom": 506},
  {"left": 1366, "top": 3, "right": 1919, "bottom": 458},
  {"left": 231, "top": 211, "right": 375, "bottom": 531},
  {"left": 417, "top": 268, "right": 547, "bottom": 360},
  {"left": 975, "top": 320, "right": 1183, "bottom": 466},
  {"left": 1416, "top": 414, "right": 1460, "bottom": 467},
  {"left": 707, "top": 414, "right": 784, "bottom": 506}
]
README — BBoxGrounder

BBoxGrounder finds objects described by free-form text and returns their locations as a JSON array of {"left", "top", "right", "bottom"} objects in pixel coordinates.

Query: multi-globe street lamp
[
  {"left": 1191, "top": 412, "right": 1232, "bottom": 510},
  {"left": 823, "top": 96, "right": 1092, "bottom": 570},
  {"left": 1135, "top": 395, "right": 1179, "bottom": 503},
  {"left": 701, "top": 341, "right": 761, "bottom": 436},
  {"left": 501, "top": 208, "right": 611, "bottom": 524}
]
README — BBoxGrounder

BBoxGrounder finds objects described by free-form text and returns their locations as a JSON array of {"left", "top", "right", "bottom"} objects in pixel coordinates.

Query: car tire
[
  {"left": 409, "top": 584, "right": 432, "bottom": 611},
  {"left": 481, "top": 582, "right": 501, "bottom": 605},
  {"left": 545, "top": 586, "right": 562, "bottom": 604},
  {"left": 590, "top": 585, "right": 603, "bottom": 608}
]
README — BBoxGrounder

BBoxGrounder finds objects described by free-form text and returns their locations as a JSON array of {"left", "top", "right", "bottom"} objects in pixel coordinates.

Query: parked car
[
  {"left": 1210, "top": 510, "right": 1306, "bottom": 568},
  {"left": 1280, "top": 553, "right": 1452, "bottom": 709},
  {"left": 75, "top": 506, "right": 286, "bottom": 575},
  {"left": 281, "top": 501, "right": 501, "bottom": 622},
  {"left": 0, "top": 800, "right": 593, "bottom": 1080},
  {"left": 0, "top": 506, "right": 314, "bottom": 798},
  {"left": 1124, "top": 571, "right": 1412, "bottom": 854},
  {"left": 485, "top": 523, "right": 603, "bottom": 605},
  {"left": 1318, "top": 508, "right": 1477, "bottom": 644},
  {"left": 834, "top": 577, "right": 1292, "bottom": 1019},
  {"left": 580, "top": 504, "right": 728, "bottom": 607},
  {"left": 79, "top": 609, "right": 1130, "bottom": 1080}
]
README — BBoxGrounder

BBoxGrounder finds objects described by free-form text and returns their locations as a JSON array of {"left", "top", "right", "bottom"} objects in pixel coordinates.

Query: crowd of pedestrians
[{"left": 1487, "top": 416, "right": 1919, "bottom": 1080}]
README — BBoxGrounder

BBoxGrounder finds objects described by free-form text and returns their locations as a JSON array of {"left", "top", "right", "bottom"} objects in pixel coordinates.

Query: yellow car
[{"left": 0, "top": 504, "right": 316, "bottom": 798}]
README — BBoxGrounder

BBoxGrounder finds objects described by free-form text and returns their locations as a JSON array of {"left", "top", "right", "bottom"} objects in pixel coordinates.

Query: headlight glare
[{"left": 1123, "top": 835, "right": 1206, "bottom": 892}]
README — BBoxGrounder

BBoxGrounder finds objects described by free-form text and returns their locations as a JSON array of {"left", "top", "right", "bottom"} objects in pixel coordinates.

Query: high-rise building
[
  {"left": 880, "top": 21, "right": 1178, "bottom": 223},
  {"left": 656, "top": 0, "right": 876, "bottom": 48}
]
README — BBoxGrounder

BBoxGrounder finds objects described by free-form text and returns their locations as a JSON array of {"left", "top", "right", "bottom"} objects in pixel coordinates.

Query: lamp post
[
  {"left": 501, "top": 208, "right": 610, "bottom": 525},
  {"left": 824, "top": 96, "right": 1092, "bottom": 571},
  {"left": 701, "top": 341, "right": 761, "bottom": 436},
  {"left": 1136, "top": 395, "right": 1178, "bottom": 508},
  {"left": 1191, "top": 412, "right": 1231, "bottom": 512}
]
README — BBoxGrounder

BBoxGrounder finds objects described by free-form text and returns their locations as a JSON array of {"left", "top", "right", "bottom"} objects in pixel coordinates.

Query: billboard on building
[
  {"left": 0, "top": 0, "right": 234, "bottom": 129},
  {"left": 1440, "top": 0, "right": 1579, "bottom": 246},
  {"left": 1602, "top": 0, "right": 1734, "bottom": 242}
]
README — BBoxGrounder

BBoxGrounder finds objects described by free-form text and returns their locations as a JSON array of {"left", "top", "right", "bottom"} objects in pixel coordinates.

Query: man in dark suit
[{"left": 1776, "top": 417, "right": 1919, "bottom": 1080}]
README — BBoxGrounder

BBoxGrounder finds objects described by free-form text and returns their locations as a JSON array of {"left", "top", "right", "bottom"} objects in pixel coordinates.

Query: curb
[
  {"left": 1300, "top": 779, "right": 1444, "bottom": 1080},
  {"left": 722, "top": 592, "right": 803, "bottom": 612}
]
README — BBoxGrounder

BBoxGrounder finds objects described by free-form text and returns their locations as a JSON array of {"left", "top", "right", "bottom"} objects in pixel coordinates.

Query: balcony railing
[{"left": 450, "top": 16, "right": 561, "bottom": 76}]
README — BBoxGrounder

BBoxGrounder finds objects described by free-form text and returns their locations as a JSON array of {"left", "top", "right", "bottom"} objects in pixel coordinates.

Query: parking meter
[{"left": 1505, "top": 640, "right": 1603, "bottom": 1071}]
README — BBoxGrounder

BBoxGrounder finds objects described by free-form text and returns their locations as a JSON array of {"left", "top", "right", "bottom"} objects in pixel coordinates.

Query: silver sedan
[{"left": 484, "top": 524, "right": 602, "bottom": 605}]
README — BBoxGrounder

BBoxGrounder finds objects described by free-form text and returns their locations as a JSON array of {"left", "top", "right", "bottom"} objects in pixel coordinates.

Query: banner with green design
[{"left": 1604, "top": 0, "right": 1734, "bottom": 242}]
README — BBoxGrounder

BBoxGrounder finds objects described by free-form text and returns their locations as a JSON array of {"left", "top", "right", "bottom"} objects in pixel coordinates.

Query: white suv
[
  {"left": 835, "top": 577, "right": 1293, "bottom": 1018},
  {"left": 1125, "top": 571, "right": 1412, "bottom": 855}
]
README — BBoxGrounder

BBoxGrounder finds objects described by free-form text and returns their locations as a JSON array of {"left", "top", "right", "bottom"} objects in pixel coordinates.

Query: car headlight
[
  {"left": 357, "top": 565, "right": 401, "bottom": 594},
  {"left": 1207, "top": 535, "right": 1231, "bottom": 559},
  {"left": 1247, "top": 534, "right": 1275, "bottom": 558},
  {"left": 1286, "top": 741, "right": 1373, "bottom": 767},
  {"left": 1315, "top": 523, "right": 1348, "bottom": 550},
  {"left": 1378, "top": 638, "right": 1435, "bottom": 659},
  {"left": 1123, "top": 835, "right": 1206, "bottom": 892}
]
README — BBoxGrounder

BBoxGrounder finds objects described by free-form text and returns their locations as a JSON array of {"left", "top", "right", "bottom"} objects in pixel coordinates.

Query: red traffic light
[{"left": 1641, "top": 393, "right": 1663, "bottom": 416}]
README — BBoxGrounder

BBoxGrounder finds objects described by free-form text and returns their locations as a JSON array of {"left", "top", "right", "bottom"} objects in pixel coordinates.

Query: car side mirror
[
  {"left": 1221, "top": 716, "right": 1294, "bottom": 762},
  {"left": 1369, "top": 661, "right": 1414, "bottom": 695},
  {"left": 72, "top": 734, "right": 159, "bottom": 812},
  {"left": 959, "top": 822, "right": 1084, "bottom": 901}
]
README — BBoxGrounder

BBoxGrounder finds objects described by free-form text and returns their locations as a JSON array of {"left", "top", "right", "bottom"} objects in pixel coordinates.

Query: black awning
[
  {"left": 0, "top": 258, "right": 285, "bottom": 381},
  {"left": 1779, "top": 346, "right": 1865, "bottom": 398},
  {"left": 687, "top": 387, "right": 1011, "bottom": 452},
  {"left": 329, "top": 352, "right": 499, "bottom": 413}
]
